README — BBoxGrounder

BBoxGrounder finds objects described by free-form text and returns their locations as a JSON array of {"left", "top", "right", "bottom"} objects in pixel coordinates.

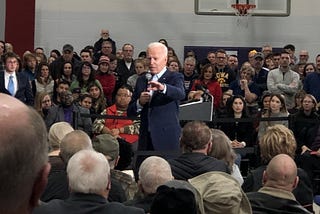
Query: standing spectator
[
  {"left": 116, "top": 43, "right": 135, "bottom": 89},
  {"left": 252, "top": 52, "right": 269, "bottom": 93},
  {"left": 215, "top": 49, "right": 236, "bottom": 92},
  {"left": 167, "top": 57, "right": 182, "bottom": 72},
  {"left": 283, "top": 44, "right": 297, "bottom": 65},
  {"left": 127, "top": 58, "right": 148, "bottom": 92},
  {"left": 95, "top": 55, "right": 116, "bottom": 103},
  {"left": 33, "top": 62, "right": 54, "bottom": 96},
  {"left": 22, "top": 52, "right": 37, "bottom": 82},
  {"left": 181, "top": 56, "right": 198, "bottom": 99},
  {"left": 303, "top": 54, "right": 320, "bottom": 102},
  {"left": 267, "top": 51, "right": 300, "bottom": 110},
  {"left": 0, "top": 93, "right": 50, "bottom": 214},
  {"left": 50, "top": 44, "right": 81, "bottom": 80},
  {"left": 188, "top": 63, "right": 222, "bottom": 109},
  {"left": 261, "top": 44, "right": 273, "bottom": 57},
  {"left": 93, "top": 40, "right": 113, "bottom": 65},
  {"left": 227, "top": 54, "right": 239, "bottom": 74},
  {"left": 93, "top": 29, "right": 116, "bottom": 55},
  {"left": 58, "top": 61, "right": 76, "bottom": 83},
  {"left": 70, "top": 61, "right": 101, "bottom": 93},
  {"left": 0, "top": 40, "right": 5, "bottom": 71},
  {"left": 228, "top": 63, "right": 261, "bottom": 114},
  {"left": 0, "top": 52, "right": 34, "bottom": 105},
  {"left": 80, "top": 48, "right": 98, "bottom": 71}
]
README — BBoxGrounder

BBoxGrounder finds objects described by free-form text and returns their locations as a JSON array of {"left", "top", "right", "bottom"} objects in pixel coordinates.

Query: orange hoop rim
[{"left": 231, "top": 3, "right": 256, "bottom": 15}]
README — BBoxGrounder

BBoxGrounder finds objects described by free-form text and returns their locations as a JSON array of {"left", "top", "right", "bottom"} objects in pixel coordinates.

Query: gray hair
[
  {"left": 0, "top": 105, "right": 48, "bottom": 211},
  {"left": 60, "top": 130, "right": 93, "bottom": 163},
  {"left": 138, "top": 156, "right": 173, "bottom": 194},
  {"left": 67, "top": 150, "right": 110, "bottom": 194},
  {"left": 147, "top": 42, "right": 168, "bottom": 56}
]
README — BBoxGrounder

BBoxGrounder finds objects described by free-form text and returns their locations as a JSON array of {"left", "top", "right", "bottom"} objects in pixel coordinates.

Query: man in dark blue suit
[
  {"left": 127, "top": 42, "right": 185, "bottom": 153},
  {"left": 0, "top": 52, "right": 34, "bottom": 105}
]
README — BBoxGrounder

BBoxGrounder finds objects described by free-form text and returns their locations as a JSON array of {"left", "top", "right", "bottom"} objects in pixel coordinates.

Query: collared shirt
[
  {"left": 5, "top": 71, "right": 18, "bottom": 95},
  {"left": 136, "top": 67, "right": 167, "bottom": 111},
  {"left": 258, "top": 186, "right": 296, "bottom": 201}
]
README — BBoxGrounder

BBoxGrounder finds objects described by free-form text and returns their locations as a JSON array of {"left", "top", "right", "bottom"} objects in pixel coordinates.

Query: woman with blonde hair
[
  {"left": 243, "top": 124, "right": 314, "bottom": 212},
  {"left": 209, "top": 129, "right": 243, "bottom": 185}
]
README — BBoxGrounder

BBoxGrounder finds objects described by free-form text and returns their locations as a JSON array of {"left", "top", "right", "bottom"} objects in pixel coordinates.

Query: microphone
[{"left": 145, "top": 72, "right": 152, "bottom": 91}]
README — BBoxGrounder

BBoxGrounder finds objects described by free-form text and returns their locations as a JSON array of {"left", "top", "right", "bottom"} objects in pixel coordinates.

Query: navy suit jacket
[
  {"left": 127, "top": 70, "right": 185, "bottom": 151},
  {"left": 0, "top": 71, "right": 34, "bottom": 105}
]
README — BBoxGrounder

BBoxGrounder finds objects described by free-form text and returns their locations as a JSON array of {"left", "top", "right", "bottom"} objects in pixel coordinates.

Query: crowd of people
[{"left": 1, "top": 29, "right": 320, "bottom": 213}]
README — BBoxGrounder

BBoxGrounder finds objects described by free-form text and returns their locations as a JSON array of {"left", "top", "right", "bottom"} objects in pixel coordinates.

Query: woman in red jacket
[{"left": 188, "top": 63, "right": 222, "bottom": 109}]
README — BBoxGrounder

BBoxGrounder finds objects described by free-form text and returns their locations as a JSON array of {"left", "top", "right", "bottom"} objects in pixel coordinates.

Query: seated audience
[
  {"left": 257, "top": 93, "right": 289, "bottom": 140},
  {"left": 41, "top": 130, "right": 92, "bottom": 202},
  {"left": 219, "top": 95, "right": 254, "bottom": 147},
  {"left": 87, "top": 81, "right": 107, "bottom": 114},
  {"left": 169, "top": 121, "right": 229, "bottom": 180},
  {"left": 209, "top": 129, "right": 244, "bottom": 185},
  {"left": 92, "top": 134, "right": 133, "bottom": 202},
  {"left": 242, "top": 124, "right": 314, "bottom": 212},
  {"left": 40, "top": 122, "right": 74, "bottom": 202},
  {"left": 150, "top": 180, "right": 197, "bottom": 214},
  {"left": 33, "top": 150, "right": 144, "bottom": 214},
  {"left": 93, "top": 85, "right": 139, "bottom": 170},
  {"left": 189, "top": 171, "right": 252, "bottom": 214},
  {"left": 0, "top": 94, "right": 50, "bottom": 214},
  {"left": 125, "top": 156, "right": 173, "bottom": 213},
  {"left": 247, "top": 154, "right": 311, "bottom": 214},
  {"left": 45, "top": 90, "right": 92, "bottom": 135},
  {"left": 34, "top": 91, "right": 53, "bottom": 119}
]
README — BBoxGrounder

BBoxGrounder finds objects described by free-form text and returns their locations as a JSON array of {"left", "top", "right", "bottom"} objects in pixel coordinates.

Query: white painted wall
[{"left": 35, "top": 0, "right": 320, "bottom": 61}]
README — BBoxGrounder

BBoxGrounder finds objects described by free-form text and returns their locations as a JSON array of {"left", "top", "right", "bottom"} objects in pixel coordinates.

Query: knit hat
[
  {"left": 98, "top": 56, "right": 110, "bottom": 65},
  {"left": 150, "top": 184, "right": 197, "bottom": 214},
  {"left": 48, "top": 122, "right": 74, "bottom": 150},
  {"left": 188, "top": 171, "right": 252, "bottom": 214},
  {"left": 92, "top": 134, "right": 119, "bottom": 161}
]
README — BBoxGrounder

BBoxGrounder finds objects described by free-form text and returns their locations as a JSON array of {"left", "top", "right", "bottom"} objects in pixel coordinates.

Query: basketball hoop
[{"left": 231, "top": 3, "right": 256, "bottom": 27}]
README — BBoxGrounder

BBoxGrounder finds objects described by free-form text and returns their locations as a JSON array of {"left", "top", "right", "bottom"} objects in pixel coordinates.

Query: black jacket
[
  {"left": 242, "top": 165, "right": 314, "bottom": 210},
  {"left": 169, "top": 152, "right": 230, "bottom": 180},
  {"left": 34, "top": 193, "right": 144, "bottom": 214},
  {"left": 247, "top": 190, "right": 311, "bottom": 214}
]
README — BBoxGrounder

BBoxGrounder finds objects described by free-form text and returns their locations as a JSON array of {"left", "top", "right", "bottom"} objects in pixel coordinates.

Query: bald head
[
  {"left": 0, "top": 94, "right": 50, "bottom": 213},
  {"left": 263, "top": 154, "right": 298, "bottom": 192},
  {"left": 60, "top": 130, "right": 93, "bottom": 163}
]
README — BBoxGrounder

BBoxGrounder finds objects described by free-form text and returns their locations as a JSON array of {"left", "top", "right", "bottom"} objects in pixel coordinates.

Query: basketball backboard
[{"left": 195, "top": 0, "right": 291, "bottom": 16}]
